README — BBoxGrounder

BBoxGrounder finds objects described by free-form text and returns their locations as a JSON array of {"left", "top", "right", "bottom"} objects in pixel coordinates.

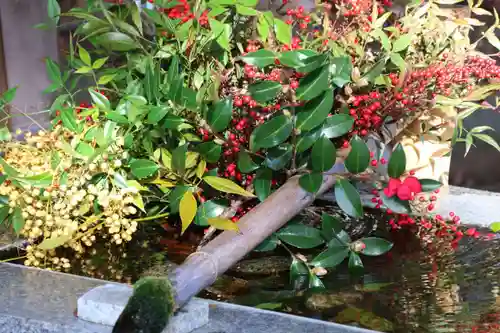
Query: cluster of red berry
[{"left": 284, "top": 6, "right": 312, "bottom": 30}]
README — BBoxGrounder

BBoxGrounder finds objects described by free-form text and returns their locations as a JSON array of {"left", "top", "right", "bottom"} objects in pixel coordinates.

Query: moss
[{"left": 112, "top": 276, "right": 175, "bottom": 333}]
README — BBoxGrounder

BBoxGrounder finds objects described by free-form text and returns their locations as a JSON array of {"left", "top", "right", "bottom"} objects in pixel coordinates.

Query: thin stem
[
  {"left": 0, "top": 255, "right": 26, "bottom": 263},
  {"left": 132, "top": 212, "right": 170, "bottom": 222}
]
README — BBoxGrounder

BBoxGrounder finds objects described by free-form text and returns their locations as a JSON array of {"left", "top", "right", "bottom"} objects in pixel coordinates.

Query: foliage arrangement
[{"left": 1, "top": 0, "right": 499, "bottom": 290}]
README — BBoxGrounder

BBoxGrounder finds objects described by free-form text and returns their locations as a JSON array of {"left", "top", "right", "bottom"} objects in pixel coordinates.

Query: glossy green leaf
[
  {"left": 203, "top": 176, "right": 255, "bottom": 197},
  {"left": 392, "top": 34, "right": 412, "bottom": 53},
  {"left": 295, "top": 65, "right": 330, "bottom": 101},
  {"left": 254, "top": 234, "right": 279, "bottom": 252},
  {"left": 277, "top": 224, "right": 325, "bottom": 249},
  {"left": 311, "top": 137, "right": 336, "bottom": 172},
  {"left": 89, "top": 88, "right": 110, "bottom": 111},
  {"left": 295, "top": 53, "right": 327, "bottom": 73},
  {"left": 95, "top": 32, "right": 138, "bottom": 51},
  {"left": 209, "top": 19, "right": 231, "bottom": 51},
  {"left": 279, "top": 50, "right": 317, "bottom": 69},
  {"left": 290, "top": 258, "right": 309, "bottom": 285},
  {"left": 48, "top": 0, "right": 61, "bottom": 24},
  {"left": 0, "top": 205, "right": 10, "bottom": 226},
  {"left": 45, "top": 58, "right": 62, "bottom": 84},
  {"left": 299, "top": 173, "right": 323, "bottom": 194},
  {"left": 12, "top": 207, "right": 24, "bottom": 235},
  {"left": 274, "top": 18, "right": 292, "bottom": 45},
  {"left": 321, "top": 213, "right": 343, "bottom": 240},
  {"left": 390, "top": 53, "right": 405, "bottom": 71},
  {"left": 172, "top": 145, "right": 187, "bottom": 175},
  {"left": 196, "top": 142, "right": 222, "bottom": 163},
  {"left": 130, "top": 159, "right": 159, "bottom": 179},
  {"left": 264, "top": 144, "right": 292, "bottom": 171},
  {"left": 309, "top": 273, "right": 326, "bottom": 289},
  {"left": 195, "top": 200, "right": 227, "bottom": 226},
  {"left": 296, "top": 127, "right": 322, "bottom": 153},
  {"left": 235, "top": 5, "right": 258, "bottom": 15},
  {"left": 388, "top": 143, "right": 406, "bottom": 178},
  {"left": 345, "top": 136, "right": 370, "bottom": 174},
  {"left": 248, "top": 81, "right": 282, "bottom": 104},
  {"left": 16, "top": 172, "right": 53, "bottom": 187},
  {"left": 322, "top": 114, "right": 355, "bottom": 138},
  {"left": 78, "top": 45, "right": 91, "bottom": 66},
  {"left": 169, "top": 186, "right": 190, "bottom": 214},
  {"left": 250, "top": 115, "right": 293, "bottom": 152},
  {"left": 240, "top": 49, "right": 276, "bottom": 68},
  {"left": 330, "top": 56, "right": 352, "bottom": 88},
  {"left": 473, "top": 133, "right": 500, "bottom": 152},
  {"left": 360, "top": 237, "right": 393, "bottom": 256},
  {"left": 257, "top": 12, "right": 270, "bottom": 42},
  {"left": 237, "top": 151, "right": 260, "bottom": 173},
  {"left": 419, "top": 179, "right": 443, "bottom": 192},
  {"left": 381, "top": 193, "right": 411, "bottom": 214},
  {"left": 147, "top": 106, "right": 169, "bottom": 124},
  {"left": 207, "top": 98, "right": 233, "bottom": 132},
  {"left": 254, "top": 168, "right": 272, "bottom": 202},
  {"left": 348, "top": 252, "right": 364, "bottom": 273},
  {"left": 335, "top": 179, "right": 363, "bottom": 218},
  {"left": 311, "top": 246, "right": 349, "bottom": 268},
  {"left": 60, "top": 108, "right": 81, "bottom": 133},
  {"left": 296, "top": 89, "right": 334, "bottom": 131}
]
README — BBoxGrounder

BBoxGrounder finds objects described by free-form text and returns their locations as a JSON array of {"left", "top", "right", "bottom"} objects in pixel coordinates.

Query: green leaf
[
  {"left": 48, "top": 0, "right": 61, "bottom": 24},
  {"left": 95, "top": 32, "right": 138, "bottom": 51},
  {"left": 89, "top": 88, "right": 110, "bottom": 111},
  {"left": 257, "top": 12, "right": 271, "bottom": 42},
  {"left": 321, "top": 213, "right": 343, "bottom": 240},
  {"left": 78, "top": 45, "right": 91, "bottom": 66},
  {"left": 311, "top": 246, "right": 350, "bottom": 268},
  {"left": 76, "top": 142, "right": 95, "bottom": 156},
  {"left": 344, "top": 136, "right": 370, "bottom": 174},
  {"left": 254, "top": 235, "right": 279, "bottom": 252},
  {"left": 254, "top": 168, "right": 272, "bottom": 202},
  {"left": 169, "top": 186, "right": 190, "bottom": 214},
  {"left": 250, "top": 115, "right": 293, "bottom": 152},
  {"left": 348, "top": 252, "right": 364, "bottom": 273},
  {"left": 1, "top": 86, "right": 17, "bottom": 104},
  {"left": 390, "top": 53, "right": 405, "bottom": 71},
  {"left": 392, "top": 34, "right": 412, "bottom": 53},
  {"left": 98, "top": 74, "right": 115, "bottom": 85},
  {"left": 335, "top": 179, "right": 363, "bottom": 217},
  {"left": 296, "top": 127, "right": 322, "bottom": 153},
  {"left": 209, "top": 19, "right": 231, "bottom": 51},
  {"left": 207, "top": 98, "right": 233, "bottom": 132},
  {"left": 290, "top": 258, "right": 309, "bottom": 285},
  {"left": 296, "top": 89, "right": 334, "bottom": 131},
  {"left": 309, "top": 273, "right": 325, "bottom": 289},
  {"left": 106, "top": 112, "right": 128, "bottom": 124},
  {"left": 45, "top": 58, "right": 62, "bottom": 84},
  {"left": 172, "top": 145, "right": 187, "bottom": 175},
  {"left": 203, "top": 176, "right": 255, "bottom": 197},
  {"left": 0, "top": 127, "right": 11, "bottom": 142},
  {"left": 311, "top": 137, "right": 336, "bottom": 172},
  {"left": 0, "top": 157, "right": 20, "bottom": 177},
  {"left": 388, "top": 143, "right": 406, "bottom": 178},
  {"left": 50, "top": 151, "right": 61, "bottom": 170},
  {"left": 12, "top": 207, "right": 24, "bottom": 234},
  {"left": 196, "top": 142, "right": 222, "bottom": 163},
  {"left": 279, "top": 50, "right": 317, "bottom": 69},
  {"left": 299, "top": 173, "right": 323, "bottom": 194},
  {"left": 236, "top": 5, "right": 258, "bottom": 15},
  {"left": 322, "top": 114, "right": 354, "bottom": 138},
  {"left": 93, "top": 57, "right": 108, "bottom": 70},
  {"left": 360, "top": 237, "right": 393, "bottom": 256},
  {"left": 237, "top": 151, "right": 260, "bottom": 173},
  {"left": 330, "top": 56, "right": 352, "bottom": 88},
  {"left": 381, "top": 193, "right": 410, "bottom": 214},
  {"left": 490, "top": 222, "right": 500, "bottom": 233},
  {"left": 0, "top": 205, "right": 10, "bottom": 226},
  {"left": 240, "top": 49, "right": 276, "bottom": 68},
  {"left": 131, "top": 3, "right": 143, "bottom": 34},
  {"left": 195, "top": 200, "right": 227, "bottom": 226},
  {"left": 147, "top": 106, "right": 169, "bottom": 124},
  {"left": 180, "top": 191, "right": 197, "bottom": 234},
  {"left": 295, "top": 65, "right": 330, "bottom": 101},
  {"left": 16, "top": 172, "right": 53, "bottom": 187},
  {"left": 419, "top": 179, "right": 442, "bottom": 192},
  {"left": 464, "top": 83, "right": 500, "bottom": 101},
  {"left": 277, "top": 224, "right": 325, "bottom": 249},
  {"left": 60, "top": 108, "right": 81, "bottom": 133},
  {"left": 274, "top": 18, "right": 292, "bottom": 45},
  {"left": 38, "top": 234, "right": 71, "bottom": 250},
  {"left": 130, "top": 159, "right": 159, "bottom": 179},
  {"left": 372, "top": 29, "right": 391, "bottom": 52},
  {"left": 248, "top": 81, "right": 282, "bottom": 104},
  {"left": 473, "top": 133, "right": 500, "bottom": 152},
  {"left": 264, "top": 144, "right": 292, "bottom": 171}
]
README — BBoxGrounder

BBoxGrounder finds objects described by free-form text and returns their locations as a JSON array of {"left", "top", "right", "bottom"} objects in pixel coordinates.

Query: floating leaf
[
  {"left": 240, "top": 49, "right": 276, "bottom": 68},
  {"left": 295, "top": 65, "right": 330, "bottom": 101},
  {"left": 130, "top": 159, "right": 159, "bottom": 179},
  {"left": 248, "top": 81, "right": 282, "bottom": 103},
  {"left": 344, "top": 136, "right": 370, "bottom": 174},
  {"left": 335, "top": 179, "right": 363, "bottom": 217},
  {"left": 360, "top": 237, "right": 393, "bottom": 256},
  {"left": 203, "top": 176, "right": 255, "bottom": 197},
  {"left": 250, "top": 115, "right": 293, "bottom": 152},
  {"left": 254, "top": 168, "right": 272, "bottom": 202},
  {"left": 296, "top": 89, "right": 334, "bottom": 131},
  {"left": 311, "top": 137, "right": 336, "bottom": 172},
  {"left": 277, "top": 224, "right": 325, "bottom": 249},
  {"left": 311, "top": 246, "right": 349, "bottom": 268},
  {"left": 299, "top": 173, "right": 323, "bottom": 194},
  {"left": 180, "top": 191, "right": 197, "bottom": 234},
  {"left": 207, "top": 217, "right": 239, "bottom": 231},
  {"left": 207, "top": 98, "right": 233, "bottom": 132},
  {"left": 322, "top": 114, "right": 355, "bottom": 138},
  {"left": 237, "top": 151, "right": 260, "bottom": 173},
  {"left": 388, "top": 143, "right": 406, "bottom": 178}
]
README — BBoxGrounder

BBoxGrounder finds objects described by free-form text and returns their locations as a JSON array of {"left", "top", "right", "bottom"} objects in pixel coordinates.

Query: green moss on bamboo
[{"left": 112, "top": 276, "right": 175, "bottom": 333}]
